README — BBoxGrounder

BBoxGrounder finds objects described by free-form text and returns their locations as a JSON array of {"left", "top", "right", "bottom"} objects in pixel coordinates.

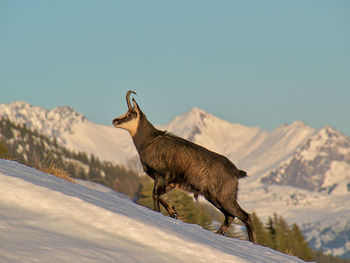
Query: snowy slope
[{"left": 0, "top": 159, "right": 305, "bottom": 263}]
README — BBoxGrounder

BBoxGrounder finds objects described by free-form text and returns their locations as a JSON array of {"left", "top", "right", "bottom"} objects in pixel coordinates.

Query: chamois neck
[{"left": 132, "top": 114, "right": 162, "bottom": 151}]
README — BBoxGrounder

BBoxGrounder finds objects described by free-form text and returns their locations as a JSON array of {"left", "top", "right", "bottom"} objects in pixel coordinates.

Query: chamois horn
[{"left": 126, "top": 90, "right": 136, "bottom": 109}]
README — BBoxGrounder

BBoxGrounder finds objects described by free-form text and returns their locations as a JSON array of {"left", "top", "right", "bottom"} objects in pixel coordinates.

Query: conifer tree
[
  {"left": 266, "top": 216, "right": 277, "bottom": 249},
  {"left": 0, "top": 141, "right": 7, "bottom": 158},
  {"left": 254, "top": 212, "right": 315, "bottom": 261},
  {"left": 137, "top": 176, "right": 155, "bottom": 210},
  {"left": 274, "top": 214, "right": 290, "bottom": 253},
  {"left": 290, "top": 223, "right": 314, "bottom": 261},
  {"left": 252, "top": 212, "right": 273, "bottom": 247}
]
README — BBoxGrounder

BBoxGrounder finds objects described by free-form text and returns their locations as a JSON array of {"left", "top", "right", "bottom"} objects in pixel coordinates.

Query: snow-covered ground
[{"left": 0, "top": 159, "right": 306, "bottom": 263}]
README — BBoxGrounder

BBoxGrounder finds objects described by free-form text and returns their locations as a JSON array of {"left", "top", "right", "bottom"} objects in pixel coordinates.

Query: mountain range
[{"left": 1, "top": 101, "right": 349, "bottom": 259}]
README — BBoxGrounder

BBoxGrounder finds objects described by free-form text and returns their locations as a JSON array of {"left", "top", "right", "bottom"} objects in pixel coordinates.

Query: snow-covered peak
[
  {"left": 261, "top": 124, "right": 350, "bottom": 193},
  {"left": 164, "top": 108, "right": 265, "bottom": 159},
  {"left": 272, "top": 120, "right": 313, "bottom": 137},
  {"left": 291, "top": 120, "right": 307, "bottom": 128},
  {"left": 0, "top": 101, "right": 86, "bottom": 123},
  {"left": 319, "top": 125, "right": 347, "bottom": 141},
  {"left": 297, "top": 125, "right": 350, "bottom": 162},
  {"left": 181, "top": 107, "right": 214, "bottom": 123},
  {"left": 0, "top": 101, "right": 86, "bottom": 140},
  {"left": 164, "top": 108, "right": 215, "bottom": 134},
  {"left": 49, "top": 105, "right": 85, "bottom": 121}
]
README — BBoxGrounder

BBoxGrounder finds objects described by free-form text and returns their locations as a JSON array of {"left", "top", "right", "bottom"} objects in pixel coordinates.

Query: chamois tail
[{"left": 237, "top": 169, "right": 248, "bottom": 178}]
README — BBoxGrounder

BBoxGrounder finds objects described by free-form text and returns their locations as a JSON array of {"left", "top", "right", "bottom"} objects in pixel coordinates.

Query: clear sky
[{"left": 1, "top": 1, "right": 349, "bottom": 135}]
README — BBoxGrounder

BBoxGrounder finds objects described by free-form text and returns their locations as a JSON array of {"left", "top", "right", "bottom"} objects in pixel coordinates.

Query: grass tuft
[{"left": 34, "top": 157, "right": 75, "bottom": 183}]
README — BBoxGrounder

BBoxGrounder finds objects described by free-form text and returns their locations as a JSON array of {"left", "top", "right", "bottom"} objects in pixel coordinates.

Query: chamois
[{"left": 112, "top": 90, "right": 256, "bottom": 243}]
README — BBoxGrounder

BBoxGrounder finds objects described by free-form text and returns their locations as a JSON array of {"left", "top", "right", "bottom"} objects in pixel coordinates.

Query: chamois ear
[{"left": 132, "top": 98, "right": 141, "bottom": 113}]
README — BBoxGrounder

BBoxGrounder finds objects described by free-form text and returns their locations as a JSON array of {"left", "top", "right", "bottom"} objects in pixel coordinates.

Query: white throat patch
[{"left": 117, "top": 113, "right": 140, "bottom": 137}]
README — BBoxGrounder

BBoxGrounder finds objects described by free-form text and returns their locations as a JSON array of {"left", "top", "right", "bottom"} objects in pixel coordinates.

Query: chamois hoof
[
  {"left": 170, "top": 205, "right": 178, "bottom": 219},
  {"left": 216, "top": 229, "right": 225, "bottom": 235},
  {"left": 170, "top": 212, "right": 178, "bottom": 219}
]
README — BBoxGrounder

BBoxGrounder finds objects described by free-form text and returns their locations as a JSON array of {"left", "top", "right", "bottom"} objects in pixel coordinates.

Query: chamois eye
[{"left": 128, "top": 111, "right": 136, "bottom": 118}]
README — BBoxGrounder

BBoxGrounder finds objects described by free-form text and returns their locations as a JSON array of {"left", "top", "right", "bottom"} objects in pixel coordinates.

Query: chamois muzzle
[{"left": 112, "top": 118, "right": 119, "bottom": 126}]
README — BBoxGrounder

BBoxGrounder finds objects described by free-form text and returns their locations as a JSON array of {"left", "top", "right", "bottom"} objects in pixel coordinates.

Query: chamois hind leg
[
  {"left": 159, "top": 197, "right": 178, "bottom": 219},
  {"left": 222, "top": 200, "right": 257, "bottom": 243},
  {"left": 216, "top": 212, "right": 235, "bottom": 235}
]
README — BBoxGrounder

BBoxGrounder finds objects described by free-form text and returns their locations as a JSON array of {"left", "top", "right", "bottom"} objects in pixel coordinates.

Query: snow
[
  {"left": 0, "top": 101, "right": 85, "bottom": 137},
  {"left": 0, "top": 159, "right": 306, "bottom": 263},
  {"left": 68, "top": 120, "right": 136, "bottom": 164},
  {"left": 323, "top": 161, "right": 350, "bottom": 195}
]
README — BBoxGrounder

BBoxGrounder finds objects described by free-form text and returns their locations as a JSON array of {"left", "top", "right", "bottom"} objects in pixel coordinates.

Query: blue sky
[{"left": 1, "top": 1, "right": 349, "bottom": 135}]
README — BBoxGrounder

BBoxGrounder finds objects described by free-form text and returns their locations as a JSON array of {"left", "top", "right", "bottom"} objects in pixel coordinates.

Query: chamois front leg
[{"left": 152, "top": 175, "right": 166, "bottom": 213}]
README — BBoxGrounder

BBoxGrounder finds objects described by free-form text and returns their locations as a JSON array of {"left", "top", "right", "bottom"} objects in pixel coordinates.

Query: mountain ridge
[
  {"left": 0, "top": 101, "right": 86, "bottom": 141},
  {"left": 1, "top": 101, "right": 348, "bottom": 185}
]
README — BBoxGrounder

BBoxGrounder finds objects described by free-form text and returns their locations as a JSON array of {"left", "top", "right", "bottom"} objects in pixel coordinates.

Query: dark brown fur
[{"left": 113, "top": 93, "right": 256, "bottom": 243}]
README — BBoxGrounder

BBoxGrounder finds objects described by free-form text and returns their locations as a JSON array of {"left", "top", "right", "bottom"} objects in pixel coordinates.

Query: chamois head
[{"left": 112, "top": 90, "right": 142, "bottom": 136}]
